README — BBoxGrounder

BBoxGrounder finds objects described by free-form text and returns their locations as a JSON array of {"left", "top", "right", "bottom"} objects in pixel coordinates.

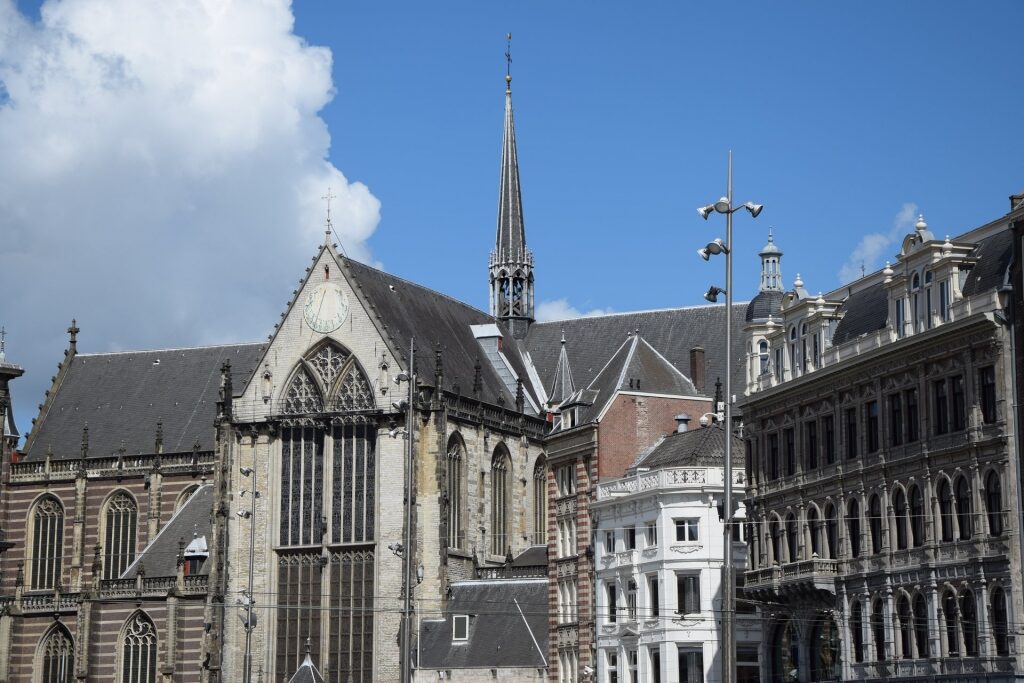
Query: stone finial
[
  {"left": 794, "top": 273, "right": 804, "bottom": 289},
  {"left": 915, "top": 214, "right": 927, "bottom": 232},
  {"left": 943, "top": 235, "right": 953, "bottom": 256},
  {"left": 472, "top": 358, "right": 483, "bottom": 397},
  {"left": 515, "top": 378, "right": 525, "bottom": 413},
  {"left": 67, "top": 319, "right": 79, "bottom": 352},
  {"left": 882, "top": 261, "right": 894, "bottom": 283},
  {"left": 816, "top": 292, "right": 826, "bottom": 309},
  {"left": 80, "top": 423, "right": 89, "bottom": 460},
  {"left": 155, "top": 419, "right": 164, "bottom": 455}
]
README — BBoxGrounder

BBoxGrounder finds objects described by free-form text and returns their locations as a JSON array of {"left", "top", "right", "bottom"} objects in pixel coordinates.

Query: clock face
[{"left": 303, "top": 282, "right": 349, "bottom": 334}]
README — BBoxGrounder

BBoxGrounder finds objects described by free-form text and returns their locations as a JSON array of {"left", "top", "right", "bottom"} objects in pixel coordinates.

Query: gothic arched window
[
  {"left": 872, "top": 598, "right": 886, "bottom": 660},
  {"left": 909, "top": 485, "right": 925, "bottom": 547},
  {"left": 913, "top": 593, "right": 929, "bottom": 658},
  {"left": 986, "top": 470, "right": 1004, "bottom": 536},
  {"left": 120, "top": 612, "right": 157, "bottom": 683},
  {"left": 943, "top": 590, "right": 960, "bottom": 656},
  {"left": 490, "top": 446, "right": 512, "bottom": 556},
  {"left": 824, "top": 504, "right": 838, "bottom": 559},
  {"left": 847, "top": 498, "right": 861, "bottom": 558},
  {"left": 991, "top": 587, "right": 1009, "bottom": 656},
  {"left": 869, "top": 494, "right": 883, "bottom": 554},
  {"left": 850, "top": 600, "right": 864, "bottom": 662},
  {"left": 104, "top": 492, "right": 138, "bottom": 580},
  {"left": 37, "top": 624, "right": 74, "bottom": 683},
  {"left": 960, "top": 591, "right": 978, "bottom": 656},
  {"left": 785, "top": 513, "right": 798, "bottom": 562},
  {"left": 175, "top": 485, "right": 199, "bottom": 512},
  {"left": 938, "top": 479, "right": 954, "bottom": 542},
  {"left": 893, "top": 489, "right": 908, "bottom": 550},
  {"left": 446, "top": 435, "right": 466, "bottom": 549},
  {"left": 533, "top": 456, "right": 547, "bottom": 546},
  {"left": 955, "top": 476, "right": 973, "bottom": 540},
  {"left": 896, "top": 595, "right": 912, "bottom": 659},
  {"left": 807, "top": 507, "right": 821, "bottom": 556},
  {"left": 283, "top": 367, "right": 323, "bottom": 414},
  {"left": 30, "top": 496, "right": 64, "bottom": 590}
]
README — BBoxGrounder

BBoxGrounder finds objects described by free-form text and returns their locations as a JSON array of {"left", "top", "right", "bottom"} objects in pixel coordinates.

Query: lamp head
[
  {"left": 697, "top": 205, "right": 715, "bottom": 220},
  {"left": 744, "top": 202, "right": 764, "bottom": 218},
  {"left": 394, "top": 372, "right": 410, "bottom": 385},
  {"left": 714, "top": 196, "right": 731, "bottom": 214},
  {"left": 236, "top": 510, "right": 252, "bottom": 520},
  {"left": 704, "top": 285, "right": 726, "bottom": 303},
  {"left": 239, "top": 466, "right": 254, "bottom": 477}
]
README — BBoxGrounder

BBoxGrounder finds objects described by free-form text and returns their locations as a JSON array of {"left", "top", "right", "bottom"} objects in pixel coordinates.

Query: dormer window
[
  {"left": 758, "top": 341, "right": 769, "bottom": 375},
  {"left": 453, "top": 614, "right": 469, "bottom": 641},
  {"left": 895, "top": 297, "right": 906, "bottom": 338}
]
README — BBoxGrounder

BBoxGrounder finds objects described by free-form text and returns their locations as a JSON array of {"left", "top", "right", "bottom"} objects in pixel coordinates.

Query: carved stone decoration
[
  {"left": 308, "top": 343, "right": 350, "bottom": 389},
  {"left": 335, "top": 366, "right": 375, "bottom": 411},
  {"left": 282, "top": 368, "right": 323, "bottom": 414}
]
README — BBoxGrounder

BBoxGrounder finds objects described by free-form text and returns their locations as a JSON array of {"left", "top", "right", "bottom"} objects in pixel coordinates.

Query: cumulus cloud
[
  {"left": 837, "top": 202, "right": 918, "bottom": 283},
  {"left": 536, "top": 298, "right": 615, "bottom": 322},
  {"left": 0, "top": 0, "right": 380, "bottom": 433}
]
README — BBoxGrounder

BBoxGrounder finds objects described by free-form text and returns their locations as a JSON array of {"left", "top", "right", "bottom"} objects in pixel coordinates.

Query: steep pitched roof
[
  {"left": 524, "top": 304, "right": 747, "bottom": 401},
  {"left": 961, "top": 229, "right": 1013, "bottom": 296},
  {"left": 634, "top": 423, "right": 744, "bottom": 470},
  {"left": 124, "top": 484, "right": 212, "bottom": 578},
  {"left": 831, "top": 282, "right": 890, "bottom": 345},
  {"left": 24, "top": 344, "right": 264, "bottom": 461},
  {"left": 546, "top": 332, "right": 575, "bottom": 407},
  {"left": 286, "top": 646, "right": 325, "bottom": 683},
  {"left": 494, "top": 78, "right": 528, "bottom": 265},
  {"left": 341, "top": 258, "right": 541, "bottom": 409},
  {"left": 418, "top": 578, "right": 548, "bottom": 670}
]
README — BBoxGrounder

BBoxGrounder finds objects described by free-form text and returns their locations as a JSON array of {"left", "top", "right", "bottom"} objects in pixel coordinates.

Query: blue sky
[
  {"left": 301, "top": 1, "right": 1023, "bottom": 310},
  {"left": 2, "top": 0, "right": 1022, "bottom": 439}
]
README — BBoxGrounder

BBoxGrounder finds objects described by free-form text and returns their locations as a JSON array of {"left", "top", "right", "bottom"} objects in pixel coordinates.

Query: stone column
[{"left": 71, "top": 470, "right": 88, "bottom": 592}]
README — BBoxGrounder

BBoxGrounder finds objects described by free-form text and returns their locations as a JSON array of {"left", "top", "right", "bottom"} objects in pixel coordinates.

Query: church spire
[{"left": 489, "top": 33, "right": 534, "bottom": 339}]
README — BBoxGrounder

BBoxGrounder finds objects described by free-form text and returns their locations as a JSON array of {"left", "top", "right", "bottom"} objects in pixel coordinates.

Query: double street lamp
[{"left": 695, "top": 151, "right": 762, "bottom": 683}]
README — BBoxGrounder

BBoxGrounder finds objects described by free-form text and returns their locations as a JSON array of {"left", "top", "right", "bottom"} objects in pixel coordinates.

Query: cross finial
[
  {"left": 0, "top": 326, "right": 6, "bottom": 361},
  {"left": 321, "top": 187, "right": 337, "bottom": 236},
  {"left": 505, "top": 33, "right": 512, "bottom": 91}
]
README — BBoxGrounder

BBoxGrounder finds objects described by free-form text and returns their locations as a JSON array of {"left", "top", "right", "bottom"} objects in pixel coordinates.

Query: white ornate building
[{"left": 592, "top": 421, "right": 760, "bottom": 683}]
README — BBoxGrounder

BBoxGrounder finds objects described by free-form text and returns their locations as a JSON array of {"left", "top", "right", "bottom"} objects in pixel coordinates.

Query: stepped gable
[
  {"left": 633, "top": 422, "right": 744, "bottom": 470},
  {"left": 418, "top": 578, "right": 548, "bottom": 669},
  {"left": 525, "top": 304, "right": 746, "bottom": 398},
  {"left": 23, "top": 343, "right": 263, "bottom": 461},
  {"left": 567, "top": 333, "right": 699, "bottom": 423},
  {"left": 124, "top": 484, "right": 213, "bottom": 578},
  {"left": 342, "top": 257, "right": 541, "bottom": 408}
]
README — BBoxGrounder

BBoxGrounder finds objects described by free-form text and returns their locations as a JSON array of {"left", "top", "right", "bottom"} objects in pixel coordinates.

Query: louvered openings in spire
[{"left": 489, "top": 56, "right": 535, "bottom": 339}]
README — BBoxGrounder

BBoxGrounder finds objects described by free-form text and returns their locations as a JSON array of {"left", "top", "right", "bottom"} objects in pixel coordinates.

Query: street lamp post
[
  {"left": 697, "top": 151, "right": 762, "bottom": 683},
  {"left": 238, "top": 464, "right": 260, "bottom": 683},
  {"left": 395, "top": 339, "right": 417, "bottom": 683}
]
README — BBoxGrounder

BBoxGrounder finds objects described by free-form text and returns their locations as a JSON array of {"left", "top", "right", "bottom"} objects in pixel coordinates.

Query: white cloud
[
  {"left": 0, "top": 0, "right": 380, "bottom": 432},
  {"left": 837, "top": 202, "right": 917, "bottom": 283},
  {"left": 536, "top": 298, "right": 615, "bottom": 322}
]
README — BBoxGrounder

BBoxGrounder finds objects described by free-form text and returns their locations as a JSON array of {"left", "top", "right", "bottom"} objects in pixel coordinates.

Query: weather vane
[
  {"left": 505, "top": 33, "right": 512, "bottom": 77},
  {"left": 321, "top": 187, "right": 337, "bottom": 235}
]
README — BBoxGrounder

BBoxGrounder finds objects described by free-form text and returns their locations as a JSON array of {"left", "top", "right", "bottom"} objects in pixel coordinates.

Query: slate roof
[
  {"left": 634, "top": 423, "right": 744, "bottom": 470},
  {"left": 342, "top": 258, "right": 541, "bottom": 409},
  {"left": 286, "top": 650, "right": 325, "bottom": 683},
  {"left": 831, "top": 283, "right": 890, "bottom": 346},
  {"left": 24, "top": 344, "right": 264, "bottom": 461},
  {"left": 124, "top": 484, "right": 212, "bottom": 578},
  {"left": 524, "top": 304, "right": 747, "bottom": 401},
  {"left": 418, "top": 578, "right": 548, "bottom": 670},
  {"left": 961, "top": 229, "right": 1013, "bottom": 297},
  {"left": 546, "top": 335, "right": 575, "bottom": 407},
  {"left": 745, "top": 290, "right": 784, "bottom": 322}
]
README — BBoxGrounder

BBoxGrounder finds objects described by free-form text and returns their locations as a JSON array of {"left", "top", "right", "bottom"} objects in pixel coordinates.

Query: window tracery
[
  {"left": 38, "top": 625, "right": 73, "bottom": 683},
  {"left": 283, "top": 367, "right": 323, "bottom": 414},
  {"left": 104, "top": 492, "right": 138, "bottom": 580},
  {"left": 120, "top": 613, "right": 157, "bottom": 683},
  {"left": 31, "top": 496, "right": 64, "bottom": 590},
  {"left": 309, "top": 343, "right": 350, "bottom": 389}
]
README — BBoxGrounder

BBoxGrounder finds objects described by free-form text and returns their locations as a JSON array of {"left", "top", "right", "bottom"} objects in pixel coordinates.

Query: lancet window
[
  {"left": 38, "top": 625, "right": 74, "bottom": 683},
  {"left": 120, "top": 612, "right": 157, "bottom": 683},
  {"left": 30, "top": 496, "right": 64, "bottom": 590},
  {"left": 491, "top": 446, "right": 512, "bottom": 556},
  {"left": 447, "top": 436, "right": 466, "bottom": 549},
  {"left": 104, "top": 492, "right": 138, "bottom": 580}
]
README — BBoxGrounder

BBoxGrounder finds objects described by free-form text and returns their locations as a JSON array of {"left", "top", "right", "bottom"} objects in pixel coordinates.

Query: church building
[{"left": 0, "top": 65, "right": 742, "bottom": 683}]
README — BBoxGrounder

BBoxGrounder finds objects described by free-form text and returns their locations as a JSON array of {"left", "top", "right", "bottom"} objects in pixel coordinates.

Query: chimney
[
  {"left": 675, "top": 413, "right": 691, "bottom": 433},
  {"left": 689, "top": 346, "right": 706, "bottom": 394}
]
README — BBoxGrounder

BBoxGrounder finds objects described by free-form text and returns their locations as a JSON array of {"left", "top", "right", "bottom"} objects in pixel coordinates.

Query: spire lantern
[
  {"left": 489, "top": 34, "right": 535, "bottom": 339},
  {"left": 758, "top": 229, "right": 783, "bottom": 292}
]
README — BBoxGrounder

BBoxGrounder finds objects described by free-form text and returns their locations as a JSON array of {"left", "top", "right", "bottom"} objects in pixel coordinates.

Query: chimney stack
[
  {"left": 675, "top": 413, "right": 691, "bottom": 433},
  {"left": 689, "top": 346, "right": 706, "bottom": 394}
]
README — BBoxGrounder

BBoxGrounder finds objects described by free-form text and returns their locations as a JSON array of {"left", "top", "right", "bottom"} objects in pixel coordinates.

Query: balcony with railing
[
  {"left": 746, "top": 557, "right": 838, "bottom": 596},
  {"left": 596, "top": 467, "right": 744, "bottom": 502}
]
